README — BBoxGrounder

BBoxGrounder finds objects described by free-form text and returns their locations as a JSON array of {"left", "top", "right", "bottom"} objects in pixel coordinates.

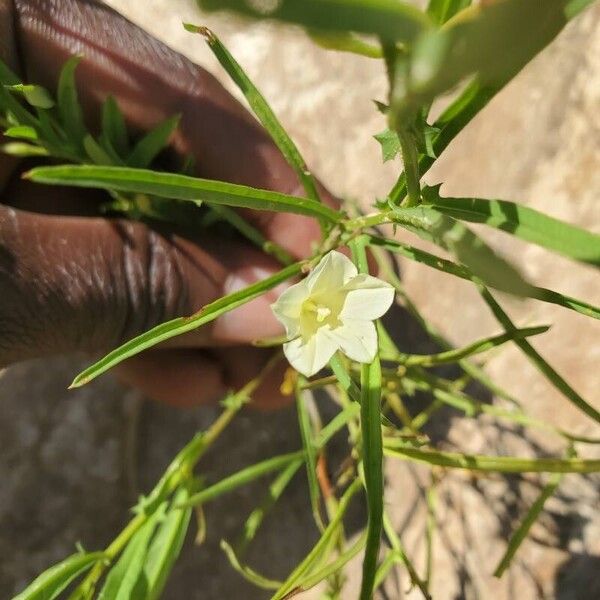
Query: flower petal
[
  {"left": 327, "top": 319, "right": 378, "bottom": 364},
  {"left": 340, "top": 274, "right": 395, "bottom": 321},
  {"left": 283, "top": 328, "right": 339, "bottom": 377},
  {"left": 307, "top": 251, "right": 357, "bottom": 294},
  {"left": 271, "top": 279, "right": 310, "bottom": 338}
]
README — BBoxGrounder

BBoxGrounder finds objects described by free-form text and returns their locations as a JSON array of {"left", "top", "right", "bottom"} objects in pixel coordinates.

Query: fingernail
[{"left": 213, "top": 267, "right": 289, "bottom": 342}]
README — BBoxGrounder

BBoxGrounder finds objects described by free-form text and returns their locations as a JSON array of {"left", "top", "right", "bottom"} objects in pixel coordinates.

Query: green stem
[
  {"left": 397, "top": 129, "right": 421, "bottom": 207},
  {"left": 71, "top": 356, "right": 279, "bottom": 599}
]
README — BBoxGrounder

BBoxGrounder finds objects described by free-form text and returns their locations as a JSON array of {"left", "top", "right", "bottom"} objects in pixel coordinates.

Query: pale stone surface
[{"left": 1, "top": 1, "right": 599, "bottom": 599}]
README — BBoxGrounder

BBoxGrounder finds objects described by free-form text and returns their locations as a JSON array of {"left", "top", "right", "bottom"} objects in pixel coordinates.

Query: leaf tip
[{"left": 183, "top": 22, "right": 215, "bottom": 42}]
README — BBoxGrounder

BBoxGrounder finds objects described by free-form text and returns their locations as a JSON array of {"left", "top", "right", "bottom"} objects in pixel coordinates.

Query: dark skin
[{"left": 0, "top": 0, "right": 337, "bottom": 408}]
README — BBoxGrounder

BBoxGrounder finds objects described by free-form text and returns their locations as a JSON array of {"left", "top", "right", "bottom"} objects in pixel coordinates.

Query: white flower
[{"left": 271, "top": 251, "right": 395, "bottom": 377}]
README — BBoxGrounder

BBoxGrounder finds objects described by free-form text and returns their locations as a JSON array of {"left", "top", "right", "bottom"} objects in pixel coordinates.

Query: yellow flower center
[{"left": 303, "top": 299, "right": 332, "bottom": 323}]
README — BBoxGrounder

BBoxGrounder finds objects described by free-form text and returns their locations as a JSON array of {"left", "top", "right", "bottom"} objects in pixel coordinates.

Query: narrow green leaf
[
  {"left": 13, "top": 553, "right": 105, "bottom": 600},
  {"left": 366, "top": 234, "right": 600, "bottom": 320},
  {"left": 390, "top": 205, "right": 534, "bottom": 297},
  {"left": 83, "top": 135, "right": 114, "bottom": 166},
  {"left": 494, "top": 473, "right": 562, "bottom": 578},
  {"left": 98, "top": 505, "right": 166, "bottom": 600},
  {"left": 6, "top": 84, "right": 54, "bottom": 109},
  {"left": 238, "top": 460, "right": 302, "bottom": 551},
  {"left": 185, "top": 25, "right": 322, "bottom": 204},
  {"left": 220, "top": 540, "right": 282, "bottom": 590},
  {"left": 308, "top": 31, "right": 383, "bottom": 58},
  {"left": 1, "top": 142, "right": 48, "bottom": 157},
  {"left": 4, "top": 125, "right": 38, "bottom": 140},
  {"left": 382, "top": 325, "right": 550, "bottom": 366},
  {"left": 68, "top": 260, "right": 303, "bottom": 387},
  {"left": 0, "top": 82, "right": 39, "bottom": 128},
  {"left": 197, "top": 0, "right": 431, "bottom": 42},
  {"left": 382, "top": 515, "right": 431, "bottom": 599},
  {"left": 393, "top": 0, "right": 574, "bottom": 122},
  {"left": 57, "top": 56, "right": 86, "bottom": 147},
  {"left": 296, "top": 384, "right": 325, "bottom": 531},
  {"left": 26, "top": 165, "right": 341, "bottom": 222},
  {"left": 182, "top": 452, "right": 304, "bottom": 508},
  {"left": 271, "top": 478, "right": 362, "bottom": 600},
  {"left": 101, "top": 96, "right": 129, "bottom": 157},
  {"left": 292, "top": 531, "right": 368, "bottom": 595},
  {"left": 359, "top": 356, "right": 384, "bottom": 600},
  {"left": 426, "top": 0, "right": 471, "bottom": 25},
  {"left": 143, "top": 488, "right": 193, "bottom": 600},
  {"left": 384, "top": 447, "right": 600, "bottom": 473},
  {"left": 127, "top": 114, "right": 180, "bottom": 169},
  {"left": 423, "top": 189, "right": 600, "bottom": 267},
  {"left": 480, "top": 287, "right": 600, "bottom": 425}
]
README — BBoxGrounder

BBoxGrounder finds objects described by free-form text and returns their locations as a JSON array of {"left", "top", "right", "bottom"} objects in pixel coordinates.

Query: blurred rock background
[{"left": 1, "top": 1, "right": 599, "bottom": 598}]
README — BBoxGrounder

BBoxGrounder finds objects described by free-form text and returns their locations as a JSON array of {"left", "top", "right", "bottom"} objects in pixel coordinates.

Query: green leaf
[
  {"left": 382, "top": 515, "right": 431, "bottom": 598},
  {"left": 384, "top": 447, "right": 600, "bottom": 473},
  {"left": 238, "top": 460, "right": 302, "bottom": 551},
  {"left": 98, "top": 505, "right": 166, "bottom": 600},
  {"left": 366, "top": 234, "right": 600, "bottom": 321},
  {"left": 220, "top": 540, "right": 282, "bottom": 590},
  {"left": 4, "top": 125, "right": 38, "bottom": 140},
  {"left": 197, "top": 0, "right": 431, "bottom": 42},
  {"left": 26, "top": 165, "right": 342, "bottom": 223},
  {"left": 67, "top": 260, "right": 303, "bottom": 387},
  {"left": 426, "top": 0, "right": 471, "bottom": 25},
  {"left": 271, "top": 478, "right": 363, "bottom": 600},
  {"left": 493, "top": 473, "right": 562, "bottom": 577},
  {"left": 390, "top": 205, "right": 535, "bottom": 297},
  {"left": 185, "top": 25, "right": 322, "bottom": 203},
  {"left": 101, "top": 96, "right": 129, "bottom": 158},
  {"left": 181, "top": 451, "right": 304, "bottom": 508},
  {"left": 13, "top": 552, "right": 105, "bottom": 600},
  {"left": 359, "top": 354, "right": 384, "bottom": 600},
  {"left": 308, "top": 31, "right": 383, "bottom": 59},
  {"left": 480, "top": 287, "right": 600, "bottom": 425},
  {"left": 296, "top": 384, "right": 325, "bottom": 530},
  {"left": 5, "top": 84, "right": 54, "bottom": 109},
  {"left": 57, "top": 56, "right": 86, "bottom": 147},
  {"left": 1, "top": 142, "right": 48, "bottom": 157},
  {"left": 393, "top": 0, "right": 576, "bottom": 122},
  {"left": 127, "top": 114, "right": 180, "bottom": 169},
  {"left": 422, "top": 189, "right": 600, "bottom": 267},
  {"left": 374, "top": 128, "right": 401, "bottom": 162},
  {"left": 0, "top": 82, "right": 39, "bottom": 128},
  {"left": 143, "top": 488, "right": 193, "bottom": 600},
  {"left": 382, "top": 325, "right": 550, "bottom": 366},
  {"left": 292, "top": 532, "right": 368, "bottom": 595},
  {"left": 83, "top": 135, "right": 115, "bottom": 166}
]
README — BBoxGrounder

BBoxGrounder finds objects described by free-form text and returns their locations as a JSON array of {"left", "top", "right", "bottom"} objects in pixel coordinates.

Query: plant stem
[
  {"left": 70, "top": 356, "right": 280, "bottom": 599},
  {"left": 397, "top": 129, "right": 421, "bottom": 207}
]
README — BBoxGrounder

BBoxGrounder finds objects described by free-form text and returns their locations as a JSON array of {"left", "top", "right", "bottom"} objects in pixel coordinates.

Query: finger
[
  {"left": 0, "top": 202, "right": 288, "bottom": 367},
  {"left": 114, "top": 349, "right": 226, "bottom": 408},
  {"left": 12, "top": 0, "right": 338, "bottom": 257},
  {"left": 115, "top": 347, "right": 292, "bottom": 410}
]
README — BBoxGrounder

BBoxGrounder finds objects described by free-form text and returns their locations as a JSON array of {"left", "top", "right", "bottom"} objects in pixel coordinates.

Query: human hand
[{"left": 0, "top": 0, "right": 336, "bottom": 408}]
